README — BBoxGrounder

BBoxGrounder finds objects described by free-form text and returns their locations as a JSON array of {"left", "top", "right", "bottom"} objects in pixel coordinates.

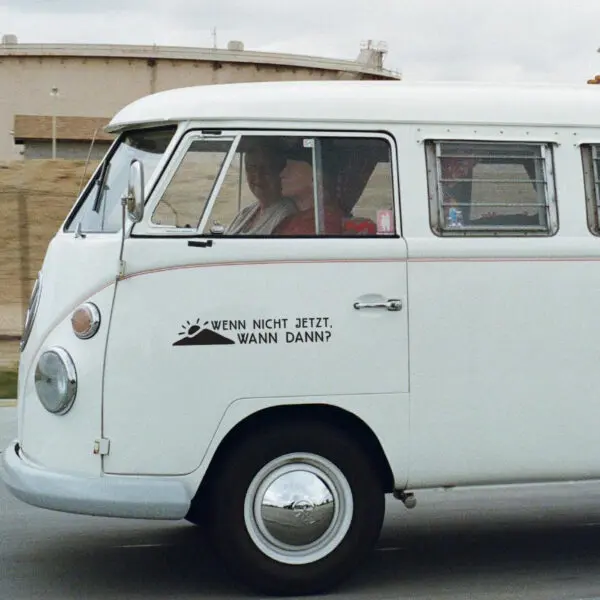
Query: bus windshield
[{"left": 65, "top": 126, "right": 177, "bottom": 234}]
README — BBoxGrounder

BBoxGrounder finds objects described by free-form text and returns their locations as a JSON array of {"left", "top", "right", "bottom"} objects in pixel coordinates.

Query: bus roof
[{"left": 105, "top": 80, "right": 600, "bottom": 133}]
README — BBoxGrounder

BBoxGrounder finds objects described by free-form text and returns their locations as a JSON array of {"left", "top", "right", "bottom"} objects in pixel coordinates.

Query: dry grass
[
  {"left": 0, "top": 159, "right": 99, "bottom": 339},
  {"left": 0, "top": 340, "right": 19, "bottom": 369},
  {"left": 0, "top": 368, "right": 18, "bottom": 400}
]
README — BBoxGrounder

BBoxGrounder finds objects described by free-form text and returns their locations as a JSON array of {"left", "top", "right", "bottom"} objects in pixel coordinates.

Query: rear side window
[
  {"left": 425, "top": 140, "right": 558, "bottom": 236},
  {"left": 581, "top": 144, "right": 600, "bottom": 235}
]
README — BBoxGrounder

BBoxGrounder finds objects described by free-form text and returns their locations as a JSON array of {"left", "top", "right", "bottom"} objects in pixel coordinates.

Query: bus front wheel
[{"left": 207, "top": 420, "right": 385, "bottom": 596}]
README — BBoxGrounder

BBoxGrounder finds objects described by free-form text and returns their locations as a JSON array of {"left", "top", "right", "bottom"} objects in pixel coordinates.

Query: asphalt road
[{"left": 2, "top": 407, "right": 600, "bottom": 599}]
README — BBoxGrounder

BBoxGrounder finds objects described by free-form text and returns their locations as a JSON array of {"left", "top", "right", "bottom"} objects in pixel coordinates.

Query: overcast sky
[{"left": 1, "top": 0, "right": 600, "bottom": 83}]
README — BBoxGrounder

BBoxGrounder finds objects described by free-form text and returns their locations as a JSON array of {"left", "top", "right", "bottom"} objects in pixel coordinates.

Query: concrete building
[
  {"left": 13, "top": 115, "right": 113, "bottom": 160},
  {"left": 0, "top": 36, "right": 400, "bottom": 161}
]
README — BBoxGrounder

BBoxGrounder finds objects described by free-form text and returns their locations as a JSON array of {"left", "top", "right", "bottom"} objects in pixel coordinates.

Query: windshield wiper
[{"left": 92, "top": 161, "right": 111, "bottom": 213}]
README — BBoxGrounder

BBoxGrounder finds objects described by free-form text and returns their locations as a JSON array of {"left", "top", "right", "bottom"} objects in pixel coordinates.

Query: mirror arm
[
  {"left": 118, "top": 193, "right": 128, "bottom": 279},
  {"left": 117, "top": 159, "right": 145, "bottom": 280}
]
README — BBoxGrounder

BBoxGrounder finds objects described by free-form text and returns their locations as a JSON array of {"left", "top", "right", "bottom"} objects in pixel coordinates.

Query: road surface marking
[{"left": 116, "top": 544, "right": 168, "bottom": 549}]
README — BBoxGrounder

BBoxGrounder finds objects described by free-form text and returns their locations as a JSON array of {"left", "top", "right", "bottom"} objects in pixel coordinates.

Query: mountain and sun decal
[
  {"left": 173, "top": 319, "right": 236, "bottom": 346},
  {"left": 173, "top": 316, "right": 334, "bottom": 346}
]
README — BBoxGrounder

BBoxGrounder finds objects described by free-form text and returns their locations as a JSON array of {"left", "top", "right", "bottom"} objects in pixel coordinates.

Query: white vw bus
[{"left": 3, "top": 79, "right": 600, "bottom": 595}]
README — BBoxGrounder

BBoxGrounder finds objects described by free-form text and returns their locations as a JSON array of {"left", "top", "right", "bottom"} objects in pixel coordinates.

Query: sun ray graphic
[{"left": 179, "top": 318, "right": 203, "bottom": 337}]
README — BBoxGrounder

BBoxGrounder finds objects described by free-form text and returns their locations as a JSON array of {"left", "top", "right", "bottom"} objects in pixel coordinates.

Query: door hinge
[{"left": 93, "top": 438, "right": 110, "bottom": 456}]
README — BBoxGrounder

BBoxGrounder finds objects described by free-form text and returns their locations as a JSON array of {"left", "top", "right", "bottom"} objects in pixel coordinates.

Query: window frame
[
  {"left": 581, "top": 143, "right": 600, "bottom": 236},
  {"left": 134, "top": 128, "right": 401, "bottom": 239},
  {"left": 146, "top": 131, "right": 240, "bottom": 233},
  {"left": 425, "top": 139, "right": 559, "bottom": 238}
]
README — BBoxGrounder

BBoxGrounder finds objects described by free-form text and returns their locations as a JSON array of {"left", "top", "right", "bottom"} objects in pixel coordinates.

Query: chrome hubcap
[{"left": 244, "top": 453, "right": 354, "bottom": 565}]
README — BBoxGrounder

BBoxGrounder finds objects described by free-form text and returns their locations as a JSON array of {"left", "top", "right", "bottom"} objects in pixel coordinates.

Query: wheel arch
[{"left": 193, "top": 403, "right": 395, "bottom": 508}]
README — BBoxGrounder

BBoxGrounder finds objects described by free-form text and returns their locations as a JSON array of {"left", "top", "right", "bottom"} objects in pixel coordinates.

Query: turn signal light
[{"left": 71, "top": 302, "right": 101, "bottom": 340}]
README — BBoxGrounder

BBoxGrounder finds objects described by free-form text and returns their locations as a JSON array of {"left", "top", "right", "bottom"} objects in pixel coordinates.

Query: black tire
[
  {"left": 206, "top": 419, "right": 385, "bottom": 596},
  {"left": 184, "top": 506, "right": 203, "bottom": 527}
]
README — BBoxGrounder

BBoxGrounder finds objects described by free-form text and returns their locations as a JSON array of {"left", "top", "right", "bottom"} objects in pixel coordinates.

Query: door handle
[
  {"left": 353, "top": 299, "right": 403, "bottom": 312},
  {"left": 188, "top": 240, "right": 213, "bottom": 248}
]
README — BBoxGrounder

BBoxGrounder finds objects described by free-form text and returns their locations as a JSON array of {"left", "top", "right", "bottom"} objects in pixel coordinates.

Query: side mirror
[{"left": 124, "top": 160, "right": 145, "bottom": 223}]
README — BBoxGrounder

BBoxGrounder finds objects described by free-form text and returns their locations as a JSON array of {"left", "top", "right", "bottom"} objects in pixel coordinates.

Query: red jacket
[{"left": 274, "top": 206, "right": 344, "bottom": 236}]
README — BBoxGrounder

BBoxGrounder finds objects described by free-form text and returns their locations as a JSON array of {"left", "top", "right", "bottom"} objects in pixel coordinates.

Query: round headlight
[
  {"left": 71, "top": 302, "right": 101, "bottom": 339},
  {"left": 34, "top": 347, "right": 77, "bottom": 415}
]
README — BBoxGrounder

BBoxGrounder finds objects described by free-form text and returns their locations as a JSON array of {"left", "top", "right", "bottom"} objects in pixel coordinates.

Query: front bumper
[{"left": 1, "top": 440, "right": 192, "bottom": 520}]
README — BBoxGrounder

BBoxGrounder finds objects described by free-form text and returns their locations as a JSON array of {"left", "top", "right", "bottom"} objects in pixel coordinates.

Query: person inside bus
[
  {"left": 226, "top": 141, "right": 298, "bottom": 235},
  {"left": 273, "top": 147, "right": 344, "bottom": 236}
]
